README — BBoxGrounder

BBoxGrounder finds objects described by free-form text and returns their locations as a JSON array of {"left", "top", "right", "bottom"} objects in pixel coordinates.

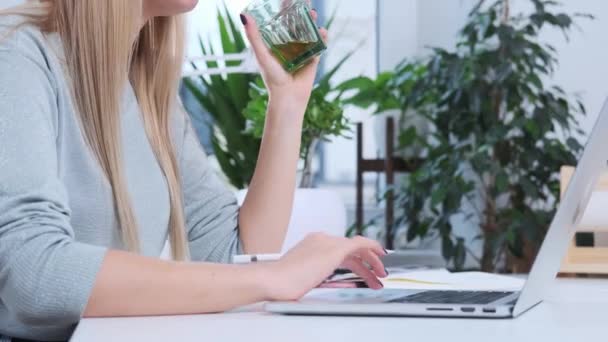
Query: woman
[{"left": 0, "top": 0, "right": 387, "bottom": 341}]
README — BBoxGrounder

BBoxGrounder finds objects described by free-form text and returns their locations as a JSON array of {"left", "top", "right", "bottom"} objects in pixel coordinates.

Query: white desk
[{"left": 72, "top": 279, "right": 608, "bottom": 342}]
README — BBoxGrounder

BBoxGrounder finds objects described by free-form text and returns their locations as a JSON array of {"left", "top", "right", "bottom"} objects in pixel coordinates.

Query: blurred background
[
  {"left": 183, "top": 0, "right": 608, "bottom": 272},
  {"left": 3, "top": 0, "right": 607, "bottom": 273},
  {"left": 181, "top": 0, "right": 608, "bottom": 264},
  {"left": 184, "top": 0, "right": 607, "bottom": 182}
]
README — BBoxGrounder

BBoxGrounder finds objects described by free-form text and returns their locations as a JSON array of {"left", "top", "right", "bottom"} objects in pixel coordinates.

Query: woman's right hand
[{"left": 263, "top": 233, "right": 388, "bottom": 301}]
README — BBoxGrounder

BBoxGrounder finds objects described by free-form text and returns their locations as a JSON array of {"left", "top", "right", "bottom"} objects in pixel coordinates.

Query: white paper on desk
[
  {"left": 381, "top": 269, "right": 525, "bottom": 291},
  {"left": 300, "top": 270, "right": 525, "bottom": 305},
  {"left": 578, "top": 191, "right": 608, "bottom": 230}
]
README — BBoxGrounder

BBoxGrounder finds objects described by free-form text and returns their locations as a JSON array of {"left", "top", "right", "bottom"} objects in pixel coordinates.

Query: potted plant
[
  {"left": 243, "top": 54, "right": 352, "bottom": 188},
  {"left": 342, "top": 0, "right": 591, "bottom": 272},
  {"left": 183, "top": 4, "right": 261, "bottom": 190},
  {"left": 338, "top": 60, "right": 431, "bottom": 159},
  {"left": 338, "top": 60, "right": 435, "bottom": 248},
  {"left": 402, "top": 0, "right": 590, "bottom": 272}
]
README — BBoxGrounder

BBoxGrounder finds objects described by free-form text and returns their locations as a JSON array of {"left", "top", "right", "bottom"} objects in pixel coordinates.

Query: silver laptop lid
[{"left": 513, "top": 98, "right": 608, "bottom": 317}]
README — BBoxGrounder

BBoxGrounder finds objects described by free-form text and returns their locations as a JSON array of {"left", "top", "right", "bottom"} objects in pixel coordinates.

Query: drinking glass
[{"left": 243, "top": 0, "right": 327, "bottom": 73}]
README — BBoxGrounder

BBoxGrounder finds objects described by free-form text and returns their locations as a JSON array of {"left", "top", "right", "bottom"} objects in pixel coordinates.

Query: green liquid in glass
[
  {"left": 262, "top": 7, "right": 327, "bottom": 73},
  {"left": 270, "top": 40, "right": 326, "bottom": 72}
]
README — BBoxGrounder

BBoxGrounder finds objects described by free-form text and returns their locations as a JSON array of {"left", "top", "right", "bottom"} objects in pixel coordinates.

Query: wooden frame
[
  {"left": 355, "top": 118, "right": 421, "bottom": 249},
  {"left": 560, "top": 166, "right": 608, "bottom": 274}
]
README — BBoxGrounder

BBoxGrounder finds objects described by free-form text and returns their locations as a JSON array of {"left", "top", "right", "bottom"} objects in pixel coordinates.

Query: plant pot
[{"left": 236, "top": 188, "right": 347, "bottom": 252}]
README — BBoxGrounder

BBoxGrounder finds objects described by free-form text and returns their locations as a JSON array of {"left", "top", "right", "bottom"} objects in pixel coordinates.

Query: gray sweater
[{"left": 0, "top": 18, "right": 242, "bottom": 341}]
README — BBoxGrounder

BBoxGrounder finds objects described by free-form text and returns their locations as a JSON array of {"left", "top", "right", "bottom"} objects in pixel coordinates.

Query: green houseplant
[
  {"left": 183, "top": 4, "right": 260, "bottom": 189},
  {"left": 338, "top": 60, "right": 428, "bottom": 117},
  {"left": 404, "top": 0, "right": 591, "bottom": 272},
  {"left": 339, "top": 60, "right": 432, "bottom": 159},
  {"left": 344, "top": 0, "right": 591, "bottom": 272},
  {"left": 243, "top": 54, "right": 352, "bottom": 188}
]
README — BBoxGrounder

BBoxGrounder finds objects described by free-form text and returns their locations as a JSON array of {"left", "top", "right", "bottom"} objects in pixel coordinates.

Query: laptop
[{"left": 266, "top": 98, "right": 608, "bottom": 319}]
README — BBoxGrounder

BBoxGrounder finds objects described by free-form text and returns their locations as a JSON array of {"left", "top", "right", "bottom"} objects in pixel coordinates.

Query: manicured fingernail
[{"left": 240, "top": 14, "right": 247, "bottom": 26}]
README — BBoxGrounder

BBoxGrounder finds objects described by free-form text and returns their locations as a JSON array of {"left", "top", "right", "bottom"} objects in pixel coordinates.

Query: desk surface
[{"left": 72, "top": 278, "right": 608, "bottom": 342}]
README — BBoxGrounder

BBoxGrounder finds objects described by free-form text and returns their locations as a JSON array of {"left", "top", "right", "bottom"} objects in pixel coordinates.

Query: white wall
[
  {"left": 534, "top": 0, "right": 608, "bottom": 135},
  {"left": 378, "top": 1, "right": 419, "bottom": 70},
  {"left": 322, "top": 0, "right": 379, "bottom": 182},
  {"left": 186, "top": 0, "right": 251, "bottom": 58},
  {"left": 382, "top": 0, "right": 608, "bottom": 134}
]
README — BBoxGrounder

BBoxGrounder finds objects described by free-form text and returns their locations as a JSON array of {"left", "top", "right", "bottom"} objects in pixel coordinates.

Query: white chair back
[{"left": 237, "top": 189, "right": 347, "bottom": 253}]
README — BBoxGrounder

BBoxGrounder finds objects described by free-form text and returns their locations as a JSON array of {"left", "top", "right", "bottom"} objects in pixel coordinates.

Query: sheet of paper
[
  {"left": 381, "top": 269, "right": 525, "bottom": 291},
  {"left": 579, "top": 191, "right": 608, "bottom": 230},
  {"left": 326, "top": 266, "right": 430, "bottom": 283}
]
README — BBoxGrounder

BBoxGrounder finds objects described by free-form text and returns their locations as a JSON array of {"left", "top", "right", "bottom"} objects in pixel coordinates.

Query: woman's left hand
[{"left": 241, "top": 2, "right": 328, "bottom": 111}]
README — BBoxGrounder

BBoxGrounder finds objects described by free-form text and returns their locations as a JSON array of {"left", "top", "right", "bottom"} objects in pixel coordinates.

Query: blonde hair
[{"left": 2, "top": 0, "right": 189, "bottom": 260}]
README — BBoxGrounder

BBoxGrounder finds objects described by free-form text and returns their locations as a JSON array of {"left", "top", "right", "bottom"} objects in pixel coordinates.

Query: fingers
[
  {"left": 319, "top": 28, "right": 328, "bottom": 43},
  {"left": 309, "top": 6, "right": 326, "bottom": 44},
  {"left": 342, "top": 236, "right": 387, "bottom": 280},
  {"left": 310, "top": 8, "right": 328, "bottom": 44},
  {"left": 350, "top": 236, "right": 387, "bottom": 259},
  {"left": 342, "top": 257, "right": 384, "bottom": 290},
  {"left": 240, "top": 13, "right": 275, "bottom": 70},
  {"left": 296, "top": 55, "right": 321, "bottom": 76},
  {"left": 360, "top": 248, "right": 388, "bottom": 278},
  {"left": 311, "top": 8, "right": 318, "bottom": 22},
  {"left": 332, "top": 235, "right": 389, "bottom": 290}
]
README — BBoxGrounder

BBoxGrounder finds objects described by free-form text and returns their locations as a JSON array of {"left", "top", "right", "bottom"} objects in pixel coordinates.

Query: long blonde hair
[{"left": 2, "top": 0, "right": 189, "bottom": 260}]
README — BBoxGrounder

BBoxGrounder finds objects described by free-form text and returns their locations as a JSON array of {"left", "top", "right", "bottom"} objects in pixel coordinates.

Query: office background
[
  {"left": 2, "top": 0, "right": 607, "bottom": 266},
  {"left": 3, "top": 0, "right": 606, "bottom": 182}
]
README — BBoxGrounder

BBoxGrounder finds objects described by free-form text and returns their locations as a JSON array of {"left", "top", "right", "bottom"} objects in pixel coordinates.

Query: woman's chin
[
  {"left": 178, "top": 0, "right": 199, "bottom": 13},
  {"left": 146, "top": 0, "right": 199, "bottom": 17}
]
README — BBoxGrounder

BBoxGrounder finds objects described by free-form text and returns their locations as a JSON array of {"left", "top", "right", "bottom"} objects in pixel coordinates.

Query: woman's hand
[
  {"left": 263, "top": 233, "right": 388, "bottom": 301},
  {"left": 241, "top": 3, "right": 328, "bottom": 109},
  {"left": 237, "top": 3, "right": 331, "bottom": 254}
]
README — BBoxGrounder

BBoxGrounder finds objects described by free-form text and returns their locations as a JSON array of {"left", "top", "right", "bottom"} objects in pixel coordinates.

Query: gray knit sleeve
[
  {"left": 0, "top": 43, "right": 107, "bottom": 326},
  {"left": 177, "top": 113, "right": 243, "bottom": 263}
]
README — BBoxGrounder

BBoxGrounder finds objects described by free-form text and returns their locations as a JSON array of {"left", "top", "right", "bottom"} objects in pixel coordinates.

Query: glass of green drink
[{"left": 243, "top": 0, "right": 327, "bottom": 73}]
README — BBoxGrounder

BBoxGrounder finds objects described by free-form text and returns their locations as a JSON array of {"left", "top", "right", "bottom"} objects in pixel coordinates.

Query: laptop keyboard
[{"left": 389, "top": 291, "right": 514, "bottom": 305}]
